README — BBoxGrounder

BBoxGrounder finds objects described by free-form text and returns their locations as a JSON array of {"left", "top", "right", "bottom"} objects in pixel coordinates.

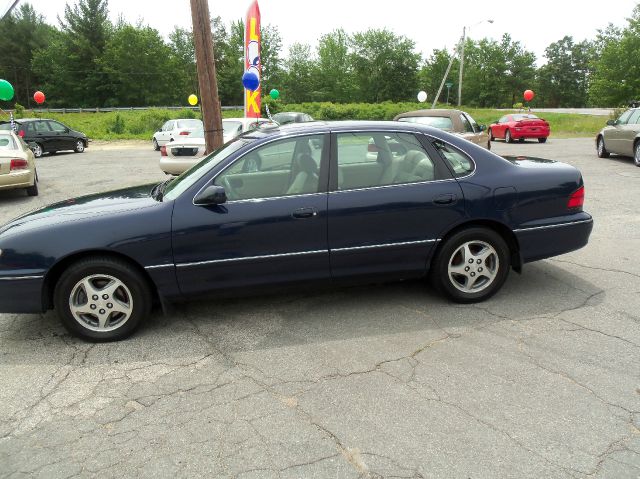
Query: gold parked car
[
  {"left": 596, "top": 106, "right": 640, "bottom": 166},
  {"left": 394, "top": 109, "right": 491, "bottom": 150},
  {"left": 0, "top": 130, "right": 38, "bottom": 196}
]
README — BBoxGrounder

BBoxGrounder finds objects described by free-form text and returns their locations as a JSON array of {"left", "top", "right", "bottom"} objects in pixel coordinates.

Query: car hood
[{"left": 0, "top": 183, "right": 159, "bottom": 236}]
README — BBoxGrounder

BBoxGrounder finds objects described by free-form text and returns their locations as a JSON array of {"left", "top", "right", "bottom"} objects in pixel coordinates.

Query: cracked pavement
[{"left": 0, "top": 138, "right": 638, "bottom": 478}]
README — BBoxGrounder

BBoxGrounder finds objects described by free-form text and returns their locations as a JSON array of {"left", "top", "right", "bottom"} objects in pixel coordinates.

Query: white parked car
[
  {"left": 159, "top": 118, "right": 274, "bottom": 175},
  {"left": 0, "top": 130, "right": 38, "bottom": 196},
  {"left": 152, "top": 119, "right": 203, "bottom": 150}
]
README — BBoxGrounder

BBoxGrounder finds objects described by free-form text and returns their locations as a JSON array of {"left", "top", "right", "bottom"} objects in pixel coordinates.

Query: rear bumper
[
  {"left": 515, "top": 213, "right": 593, "bottom": 263},
  {"left": 511, "top": 128, "right": 550, "bottom": 139},
  {"left": 0, "top": 170, "right": 34, "bottom": 190},
  {"left": 0, "top": 275, "right": 45, "bottom": 313},
  {"left": 159, "top": 157, "right": 200, "bottom": 176}
]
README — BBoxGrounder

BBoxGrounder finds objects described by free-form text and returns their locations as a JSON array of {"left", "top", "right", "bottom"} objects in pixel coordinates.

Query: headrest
[{"left": 297, "top": 153, "right": 318, "bottom": 174}]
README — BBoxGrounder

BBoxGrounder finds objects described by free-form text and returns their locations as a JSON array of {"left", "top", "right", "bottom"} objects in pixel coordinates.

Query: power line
[{"left": 1, "top": 0, "right": 19, "bottom": 21}]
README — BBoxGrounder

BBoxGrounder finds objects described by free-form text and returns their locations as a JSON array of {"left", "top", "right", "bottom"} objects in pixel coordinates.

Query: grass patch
[{"left": 0, "top": 105, "right": 607, "bottom": 140}]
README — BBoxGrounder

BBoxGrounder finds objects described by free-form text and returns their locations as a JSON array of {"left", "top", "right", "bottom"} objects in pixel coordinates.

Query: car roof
[{"left": 394, "top": 109, "right": 463, "bottom": 120}]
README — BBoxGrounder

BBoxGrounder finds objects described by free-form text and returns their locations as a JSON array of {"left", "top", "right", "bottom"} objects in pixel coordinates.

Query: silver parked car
[{"left": 596, "top": 106, "right": 640, "bottom": 166}]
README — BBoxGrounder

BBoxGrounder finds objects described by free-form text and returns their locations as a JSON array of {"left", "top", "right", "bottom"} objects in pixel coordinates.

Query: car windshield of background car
[
  {"left": 163, "top": 137, "right": 253, "bottom": 201},
  {"left": 223, "top": 121, "right": 242, "bottom": 135},
  {"left": 176, "top": 119, "right": 202, "bottom": 129},
  {"left": 398, "top": 116, "right": 454, "bottom": 131}
]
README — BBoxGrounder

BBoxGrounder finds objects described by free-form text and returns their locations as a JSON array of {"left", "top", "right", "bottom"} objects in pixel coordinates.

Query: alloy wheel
[
  {"left": 447, "top": 241, "right": 500, "bottom": 294},
  {"left": 68, "top": 274, "right": 133, "bottom": 332}
]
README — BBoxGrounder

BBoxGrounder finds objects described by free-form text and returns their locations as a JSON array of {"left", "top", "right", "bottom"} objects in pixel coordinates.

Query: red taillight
[
  {"left": 568, "top": 186, "right": 584, "bottom": 209},
  {"left": 367, "top": 144, "right": 380, "bottom": 153},
  {"left": 179, "top": 131, "right": 190, "bottom": 136},
  {"left": 18, "top": 130, "right": 24, "bottom": 137},
  {"left": 160, "top": 146, "right": 167, "bottom": 157},
  {"left": 10, "top": 158, "right": 28, "bottom": 171}
]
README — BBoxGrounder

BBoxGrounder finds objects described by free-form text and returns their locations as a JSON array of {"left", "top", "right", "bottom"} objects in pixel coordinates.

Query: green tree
[
  {"left": 589, "top": 5, "right": 640, "bottom": 106},
  {"left": 282, "top": 43, "right": 316, "bottom": 103},
  {"left": 537, "top": 36, "right": 593, "bottom": 107},
  {"left": 350, "top": 29, "right": 420, "bottom": 102},
  {"left": 0, "top": 3, "right": 55, "bottom": 108},
  {"left": 100, "top": 24, "right": 175, "bottom": 106},
  {"left": 419, "top": 49, "right": 458, "bottom": 105},
  {"left": 315, "top": 29, "right": 355, "bottom": 103}
]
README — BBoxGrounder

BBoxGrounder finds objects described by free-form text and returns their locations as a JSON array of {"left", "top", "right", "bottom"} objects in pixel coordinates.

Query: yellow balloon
[{"left": 188, "top": 94, "right": 198, "bottom": 106}]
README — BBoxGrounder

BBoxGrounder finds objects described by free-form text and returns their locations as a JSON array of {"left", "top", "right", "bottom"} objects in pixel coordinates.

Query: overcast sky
[{"left": 27, "top": 0, "right": 640, "bottom": 64}]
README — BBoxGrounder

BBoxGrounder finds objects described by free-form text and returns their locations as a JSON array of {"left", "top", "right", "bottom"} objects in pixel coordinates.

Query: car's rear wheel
[
  {"left": 54, "top": 256, "right": 152, "bottom": 341},
  {"left": 32, "top": 143, "right": 43, "bottom": 158},
  {"left": 597, "top": 136, "right": 610, "bottom": 158},
  {"left": 152, "top": 138, "right": 160, "bottom": 151},
  {"left": 26, "top": 171, "right": 38, "bottom": 196},
  {"left": 634, "top": 141, "right": 640, "bottom": 167},
  {"left": 430, "top": 227, "right": 510, "bottom": 303},
  {"left": 538, "top": 138, "right": 547, "bottom": 143},
  {"left": 74, "top": 140, "right": 85, "bottom": 153},
  {"left": 505, "top": 130, "right": 513, "bottom": 143}
]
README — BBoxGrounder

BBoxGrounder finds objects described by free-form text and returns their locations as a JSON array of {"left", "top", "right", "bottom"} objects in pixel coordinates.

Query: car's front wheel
[
  {"left": 634, "top": 141, "right": 640, "bottom": 167},
  {"left": 489, "top": 128, "right": 495, "bottom": 141},
  {"left": 54, "top": 256, "right": 152, "bottom": 341},
  {"left": 74, "top": 140, "right": 85, "bottom": 153},
  {"left": 430, "top": 228, "right": 510, "bottom": 303},
  {"left": 152, "top": 138, "right": 160, "bottom": 151},
  {"left": 597, "top": 136, "right": 610, "bottom": 158}
]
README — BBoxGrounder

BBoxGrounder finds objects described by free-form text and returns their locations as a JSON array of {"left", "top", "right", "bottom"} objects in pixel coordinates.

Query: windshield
[
  {"left": 398, "top": 116, "right": 454, "bottom": 130},
  {"left": 163, "top": 137, "right": 252, "bottom": 201},
  {"left": 273, "top": 113, "right": 297, "bottom": 124},
  {"left": 176, "top": 119, "right": 202, "bottom": 129},
  {"left": 223, "top": 121, "right": 242, "bottom": 135}
]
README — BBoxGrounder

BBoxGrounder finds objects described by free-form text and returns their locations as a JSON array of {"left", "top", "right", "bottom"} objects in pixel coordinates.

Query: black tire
[
  {"left": 152, "top": 138, "right": 160, "bottom": 151},
  {"left": 53, "top": 256, "right": 152, "bottom": 341},
  {"left": 489, "top": 128, "right": 495, "bottom": 141},
  {"left": 538, "top": 138, "right": 547, "bottom": 143},
  {"left": 634, "top": 141, "right": 640, "bottom": 167},
  {"left": 597, "top": 136, "right": 610, "bottom": 158},
  {"left": 26, "top": 171, "right": 38, "bottom": 196},
  {"left": 518, "top": 138, "right": 525, "bottom": 143},
  {"left": 429, "top": 227, "right": 510, "bottom": 303},
  {"left": 32, "top": 143, "right": 43, "bottom": 158},
  {"left": 74, "top": 140, "right": 85, "bottom": 153},
  {"left": 505, "top": 130, "right": 513, "bottom": 143}
]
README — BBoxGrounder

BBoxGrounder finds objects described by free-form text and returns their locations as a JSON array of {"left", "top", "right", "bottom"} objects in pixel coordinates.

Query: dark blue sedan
[{"left": 0, "top": 121, "right": 593, "bottom": 341}]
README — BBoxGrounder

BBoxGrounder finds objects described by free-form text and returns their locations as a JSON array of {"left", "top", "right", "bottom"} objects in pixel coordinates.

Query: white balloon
[{"left": 417, "top": 91, "right": 428, "bottom": 102}]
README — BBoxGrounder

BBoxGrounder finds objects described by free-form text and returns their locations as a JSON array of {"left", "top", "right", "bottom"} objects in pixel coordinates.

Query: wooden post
[{"left": 190, "top": 0, "right": 223, "bottom": 154}]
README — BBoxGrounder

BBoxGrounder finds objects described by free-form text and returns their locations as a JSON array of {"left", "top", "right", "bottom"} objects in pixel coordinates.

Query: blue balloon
[{"left": 242, "top": 71, "right": 260, "bottom": 92}]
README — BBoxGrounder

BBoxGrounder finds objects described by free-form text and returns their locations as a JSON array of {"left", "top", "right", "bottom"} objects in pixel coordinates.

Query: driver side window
[{"left": 214, "top": 135, "right": 323, "bottom": 201}]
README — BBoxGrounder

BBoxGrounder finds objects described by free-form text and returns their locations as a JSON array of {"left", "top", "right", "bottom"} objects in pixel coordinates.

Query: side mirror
[
  {"left": 194, "top": 185, "right": 227, "bottom": 206},
  {"left": 479, "top": 124, "right": 487, "bottom": 132},
  {"left": 606, "top": 119, "right": 616, "bottom": 126}
]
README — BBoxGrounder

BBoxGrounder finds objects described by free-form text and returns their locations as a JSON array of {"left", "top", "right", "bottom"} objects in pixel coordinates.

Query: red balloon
[
  {"left": 523, "top": 89, "right": 534, "bottom": 102},
  {"left": 33, "top": 91, "right": 45, "bottom": 104}
]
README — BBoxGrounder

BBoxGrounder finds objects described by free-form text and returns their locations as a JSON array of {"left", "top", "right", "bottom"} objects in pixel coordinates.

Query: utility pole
[
  {"left": 457, "top": 26, "right": 466, "bottom": 107},
  {"left": 190, "top": 0, "right": 223, "bottom": 154}
]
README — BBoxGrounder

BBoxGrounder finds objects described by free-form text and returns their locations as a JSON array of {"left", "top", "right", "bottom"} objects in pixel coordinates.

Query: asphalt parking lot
[{"left": 0, "top": 137, "right": 638, "bottom": 478}]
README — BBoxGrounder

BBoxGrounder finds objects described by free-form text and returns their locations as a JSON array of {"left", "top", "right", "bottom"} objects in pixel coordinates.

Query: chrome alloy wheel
[
  {"left": 447, "top": 241, "right": 500, "bottom": 293},
  {"left": 69, "top": 274, "right": 133, "bottom": 332},
  {"left": 635, "top": 142, "right": 640, "bottom": 166}
]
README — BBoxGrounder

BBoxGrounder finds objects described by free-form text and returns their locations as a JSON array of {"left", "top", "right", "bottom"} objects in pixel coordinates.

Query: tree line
[{"left": 0, "top": 0, "right": 638, "bottom": 110}]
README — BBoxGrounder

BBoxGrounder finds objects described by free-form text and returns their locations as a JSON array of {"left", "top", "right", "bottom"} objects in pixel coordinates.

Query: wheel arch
[
  {"left": 42, "top": 250, "right": 159, "bottom": 311},
  {"left": 432, "top": 219, "right": 522, "bottom": 273}
]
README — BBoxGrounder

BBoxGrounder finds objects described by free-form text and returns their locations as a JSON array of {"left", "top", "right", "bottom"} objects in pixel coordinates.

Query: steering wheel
[{"left": 222, "top": 176, "right": 239, "bottom": 200}]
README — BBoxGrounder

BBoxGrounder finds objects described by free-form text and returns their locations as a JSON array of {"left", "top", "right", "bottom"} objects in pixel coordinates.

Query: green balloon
[
  {"left": 0, "top": 79, "right": 14, "bottom": 101},
  {"left": 269, "top": 89, "right": 280, "bottom": 100}
]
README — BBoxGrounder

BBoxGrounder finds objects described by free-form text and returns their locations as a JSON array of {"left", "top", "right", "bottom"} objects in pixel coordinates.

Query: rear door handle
[
  {"left": 433, "top": 194, "right": 456, "bottom": 205},
  {"left": 292, "top": 207, "right": 318, "bottom": 219}
]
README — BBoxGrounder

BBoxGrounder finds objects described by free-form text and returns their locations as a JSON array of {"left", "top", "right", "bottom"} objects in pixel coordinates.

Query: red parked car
[{"left": 489, "top": 114, "right": 550, "bottom": 143}]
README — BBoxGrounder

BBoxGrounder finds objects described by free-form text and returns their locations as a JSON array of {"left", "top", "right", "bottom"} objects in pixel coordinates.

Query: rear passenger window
[
  {"left": 336, "top": 132, "right": 437, "bottom": 190},
  {"left": 627, "top": 110, "right": 640, "bottom": 125},
  {"left": 433, "top": 140, "right": 474, "bottom": 177}
]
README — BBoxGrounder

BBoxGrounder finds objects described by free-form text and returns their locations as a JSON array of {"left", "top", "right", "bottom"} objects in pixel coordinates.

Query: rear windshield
[
  {"left": 176, "top": 119, "right": 203, "bottom": 129},
  {"left": 398, "top": 116, "right": 454, "bottom": 131},
  {"left": 223, "top": 121, "right": 242, "bottom": 135},
  {"left": 0, "top": 135, "right": 16, "bottom": 149},
  {"left": 511, "top": 114, "right": 539, "bottom": 121}
]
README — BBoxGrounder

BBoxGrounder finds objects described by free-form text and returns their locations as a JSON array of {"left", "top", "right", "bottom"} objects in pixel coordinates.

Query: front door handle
[
  {"left": 292, "top": 207, "right": 318, "bottom": 219},
  {"left": 433, "top": 194, "right": 456, "bottom": 205}
]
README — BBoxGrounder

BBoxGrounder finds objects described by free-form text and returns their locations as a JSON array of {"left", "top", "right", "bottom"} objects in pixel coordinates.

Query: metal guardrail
[{"left": 4, "top": 106, "right": 244, "bottom": 114}]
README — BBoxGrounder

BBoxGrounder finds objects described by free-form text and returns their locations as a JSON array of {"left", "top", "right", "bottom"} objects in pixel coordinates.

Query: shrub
[{"left": 108, "top": 114, "right": 125, "bottom": 134}]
